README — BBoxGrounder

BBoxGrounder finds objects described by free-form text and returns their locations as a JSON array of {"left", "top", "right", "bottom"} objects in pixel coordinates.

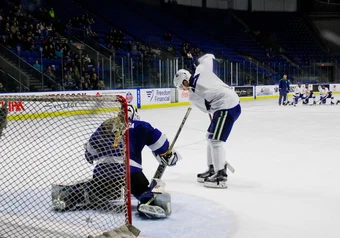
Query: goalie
[{"left": 52, "top": 105, "right": 179, "bottom": 218}]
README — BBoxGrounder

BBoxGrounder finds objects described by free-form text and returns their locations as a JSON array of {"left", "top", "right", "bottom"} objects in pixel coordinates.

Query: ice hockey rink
[
  {"left": 1, "top": 97, "right": 340, "bottom": 238},
  {"left": 134, "top": 97, "right": 340, "bottom": 238}
]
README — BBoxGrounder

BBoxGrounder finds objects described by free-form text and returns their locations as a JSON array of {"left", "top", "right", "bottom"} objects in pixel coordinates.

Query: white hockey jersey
[
  {"left": 294, "top": 86, "right": 302, "bottom": 95},
  {"left": 189, "top": 54, "right": 240, "bottom": 113},
  {"left": 301, "top": 87, "right": 309, "bottom": 97},
  {"left": 318, "top": 85, "right": 329, "bottom": 96}
]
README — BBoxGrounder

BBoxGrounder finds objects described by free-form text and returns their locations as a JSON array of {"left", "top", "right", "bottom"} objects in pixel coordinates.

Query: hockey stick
[
  {"left": 208, "top": 113, "right": 235, "bottom": 173},
  {"left": 153, "top": 107, "right": 192, "bottom": 179},
  {"left": 311, "top": 95, "right": 333, "bottom": 105}
]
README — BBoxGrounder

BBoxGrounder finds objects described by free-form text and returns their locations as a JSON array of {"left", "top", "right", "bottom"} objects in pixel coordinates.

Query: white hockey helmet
[
  {"left": 174, "top": 69, "right": 191, "bottom": 90},
  {"left": 127, "top": 104, "right": 140, "bottom": 121}
]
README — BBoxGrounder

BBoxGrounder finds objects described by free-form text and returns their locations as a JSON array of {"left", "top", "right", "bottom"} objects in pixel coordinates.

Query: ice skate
[
  {"left": 197, "top": 164, "right": 214, "bottom": 183},
  {"left": 204, "top": 169, "right": 228, "bottom": 189}
]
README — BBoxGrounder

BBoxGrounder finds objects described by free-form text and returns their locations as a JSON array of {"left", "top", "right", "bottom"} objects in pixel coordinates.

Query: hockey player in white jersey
[
  {"left": 174, "top": 54, "right": 241, "bottom": 188},
  {"left": 291, "top": 83, "right": 302, "bottom": 106},
  {"left": 318, "top": 85, "right": 334, "bottom": 105},
  {"left": 301, "top": 84, "right": 315, "bottom": 105}
]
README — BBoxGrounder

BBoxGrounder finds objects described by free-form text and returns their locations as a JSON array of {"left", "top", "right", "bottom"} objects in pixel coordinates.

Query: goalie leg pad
[
  {"left": 90, "top": 176, "right": 125, "bottom": 208},
  {"left": 137, "top": 193, "right": 171, "bottom": 219},
  {"left": 52, "top": 176, "right": 124, "bottom": 211},
  {"left": 52, "top": 182, "right": 91, "bottom": 211}
]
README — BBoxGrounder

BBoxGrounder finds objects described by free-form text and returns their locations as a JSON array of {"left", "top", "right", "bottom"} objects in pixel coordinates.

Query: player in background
[
  {"left": 174, "top": 53, "right": 241, "bottom": 188},
  {"left": 291, "top": 83, "right": 302, "bottom": 106},
  {"left": 52, "top": 105, "right": 179, "bottom": 218},
  {"left": 318, "top": 85, "right": 335, "bottom": 105},
  {"left": 302, "top": 84, "right": 315, "bottom": 105},
  {"left": 278, "top": 74, "right": 290, "bottom": 106}
]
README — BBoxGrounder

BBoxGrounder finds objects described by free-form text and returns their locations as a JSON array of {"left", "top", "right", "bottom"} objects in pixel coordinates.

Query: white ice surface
[
  {"left": 1, "top": 98, "right": 340, "bottom": 238},
  {"left": 137, "top": 98, "right": 340, "bottom": 238}
]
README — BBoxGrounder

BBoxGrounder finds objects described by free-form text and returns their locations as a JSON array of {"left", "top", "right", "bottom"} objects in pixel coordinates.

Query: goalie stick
[
  {"left": 209, "top": 113, "right": 235, "bottom": 173},
  {"left": 153, "top": 107, "right": 192, "bottom": 179}
]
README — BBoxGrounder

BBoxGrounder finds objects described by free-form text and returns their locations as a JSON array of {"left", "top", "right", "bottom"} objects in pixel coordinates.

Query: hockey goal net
[{"left": 0, "top": 95, "right": 132, "bottom": 238}]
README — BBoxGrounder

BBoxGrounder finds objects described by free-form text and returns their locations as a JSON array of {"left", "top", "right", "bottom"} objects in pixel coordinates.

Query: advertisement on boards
[
  {"left": 93, "top": 90, "right": 137, "bottom": 107},
  {"left": 330, "top": 84, "right": 340, "bottom": 92},
  {"left": 256, "top": 85, "right": 277, "bottom": 96},
  {"left": 140, "top": 88, "right": 171, "bottom": 105},
  {"left": 0, "top": 90, "right": 138, "bottom": 114},
  {"left": 233, "top": 86, "right": 254, "bottom": 97}
]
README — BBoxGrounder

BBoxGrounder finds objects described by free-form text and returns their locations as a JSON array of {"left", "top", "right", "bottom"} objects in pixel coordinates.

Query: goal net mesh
[{"left": 0, "top": 95, "right": 131, "bottom": 238}]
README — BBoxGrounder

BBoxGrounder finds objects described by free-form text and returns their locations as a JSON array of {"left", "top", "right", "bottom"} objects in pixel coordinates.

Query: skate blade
[
  {"left": 203, "top": 181, "right": 227, "bottom": 189},
  {"left": 138, "top": 204, "right": 166, "bottom": 218},
  {"left": 197, "top": 177, "right": 206, "bottom": 183}
]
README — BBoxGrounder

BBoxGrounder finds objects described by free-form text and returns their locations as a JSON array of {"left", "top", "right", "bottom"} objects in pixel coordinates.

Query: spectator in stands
[
  {"left": 73, "top": 65, "right": 81, "bottom": 80},
  {"left": 66, "top": 74, "right": 76, "bottom": 90},
  {"left": 0, "top": 35, "right": 8, "bottom": 46},
  {"left": 55, "top": 45, "right": 63, "bottom": 58},
  {"left": 83, "top": 54, "right": 91, "bottom": 67},
  {"left": 98, "top": 79, "right": 105, "bottom": 90},
  {"left": 23, "top": 35, "right": 34, "bottom": 52},
  {"left": 91, "top": 73, "right": 99, "bottom": 90},
  {"left": 278, "top": 73, "right": 290, "bottom": 106},
  {"left": 84, "top": 73, "right": 91, "bottom": 85},
  {"left": 0, "top": 82, "right": 5, "bottom": 92},
  {"left": 181, "top": 43, "right": 192, "bottom": 59},
  {"left": 45, "top": 66, "right": 56, "bottom": 80},
  {"left": 10, "top": 22, "right": 18, "bottom": 35},
  {"left": 33, "top": 60, "right": 41, "bottom": 71},
  {"left": 51, "top": 65, "right": 57, "bottom": 75},
  {"left": 79, "top": 76, "right": 90, "bottom": 90},
  {"left": 66, "top": 67, "right": 76, "bottom": 81},
  {"left": 49, "top": 8, "right": 55, "bottom": 19}
]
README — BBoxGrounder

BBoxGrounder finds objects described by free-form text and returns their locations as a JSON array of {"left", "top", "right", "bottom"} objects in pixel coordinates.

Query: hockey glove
[{"left": 160, "top": 151, "right": 179, "bottom": 166}]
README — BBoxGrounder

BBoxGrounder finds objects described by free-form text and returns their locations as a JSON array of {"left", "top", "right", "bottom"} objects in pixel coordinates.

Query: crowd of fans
[
  {"left": 181, "top": 42, "right": 202, "bottom": 59},
  {"left": 0, "top": 2, "right": 110, "bottom": 92},
  {"left": 0, "top": 0, "right": 184, "bottom": 93}
]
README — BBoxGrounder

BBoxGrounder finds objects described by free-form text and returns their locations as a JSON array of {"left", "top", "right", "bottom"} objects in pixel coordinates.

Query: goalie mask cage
[{"left": 0, "top": 95, "right": 132, "bottom": 238}]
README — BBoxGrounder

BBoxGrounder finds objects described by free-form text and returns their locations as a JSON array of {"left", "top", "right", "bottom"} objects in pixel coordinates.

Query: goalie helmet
[
  {"left": 174, "top": 69, "right": 191, "bottom": 90},
  {"left": 128, "top": 104, "right": 140, "bottom": 121}
]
